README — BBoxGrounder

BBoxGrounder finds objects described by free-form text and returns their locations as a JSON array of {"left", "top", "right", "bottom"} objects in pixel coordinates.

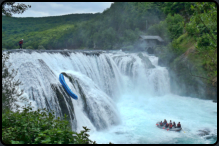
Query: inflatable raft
[
  {"left": 59, "top": 73, "right": 78, "bottom": 100},
  {"left": 156, "top": 122, "right": 182, "bottom": 131}
]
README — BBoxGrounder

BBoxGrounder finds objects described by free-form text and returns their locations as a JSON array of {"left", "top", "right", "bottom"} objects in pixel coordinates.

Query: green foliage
[
  {"left": 147, "top": 20, "right": 169, "bottom": 42},
  {"left": 166, "top": 14, "right": 184, "bottom": 40},
  {"left": 26, "top": 46, "right": 34, "bottom": 49},
  {"left": 161, "top": 2, "right": 195, "bottom": 16},
  {"left": 171, "top": 33, "right": 196, "bottom": 55},
  {"left": 3, "top": 24, "right": 76, "bottom": 49},
  {"left": 147, "top": 13, "right": 184, "bottom": 42},
  {"left": 185, "top": 2, "right": 217, "bottom": 81},
  {"left": 38, "top": 45, "right": 45, "bottom": 50},
  {"left": 2, "top": 13, "right": 99, "bottom": 36},
  {"left": 2, "top": 2, "right": 167, "bottom": 50},
  {"left": 2, "top": 13, "right": 99, "bottom": 49},
  {"left": 186, "top": 2, "right": 217, "bottom": 50},
  {"left": 2, "top": 104, "right": 106, "bottom": 144},
  {"left": 124, "top": 45, "right": 134, "bottom": 51}
]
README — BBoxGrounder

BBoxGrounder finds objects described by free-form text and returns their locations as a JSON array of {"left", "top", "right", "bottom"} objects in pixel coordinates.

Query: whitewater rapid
[{"left": 5, "top": 50, "right": 217, "bottom": 144}]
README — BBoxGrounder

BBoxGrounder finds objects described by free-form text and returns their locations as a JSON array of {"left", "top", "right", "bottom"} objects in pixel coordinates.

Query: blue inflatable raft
[{"left": 59, "top": 73, "right": 78, "bottom": 100}]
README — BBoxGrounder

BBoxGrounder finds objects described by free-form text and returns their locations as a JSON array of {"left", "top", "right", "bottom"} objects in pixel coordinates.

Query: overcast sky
[{"left": 12, "top": 2, "right": 113, "bottom": 18}]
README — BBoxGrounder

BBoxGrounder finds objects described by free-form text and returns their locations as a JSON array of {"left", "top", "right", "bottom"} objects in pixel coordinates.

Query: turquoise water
[{"left": 89, "top": 93, "right": 217, "bottom": 144}]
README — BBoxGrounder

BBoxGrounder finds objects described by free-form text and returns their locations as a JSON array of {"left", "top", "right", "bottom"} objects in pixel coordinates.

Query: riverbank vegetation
[
  {"left": 151, "top": 2, "right": 217, "bottom": 99},
  {"left": 2, "top": 105, "right": 99, "bottom": 144}
]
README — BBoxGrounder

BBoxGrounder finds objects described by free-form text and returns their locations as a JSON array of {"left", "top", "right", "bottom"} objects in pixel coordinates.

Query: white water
[{"left": 6, "top": 50, "right": 217, "bottom": 144}]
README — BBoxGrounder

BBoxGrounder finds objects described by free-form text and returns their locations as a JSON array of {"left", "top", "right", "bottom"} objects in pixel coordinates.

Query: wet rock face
[
  {"left": 167, "top": 54, "right": 217, "bottom": 101},
  {"left": 158, "top": 57, "right": 168, "bottom": 67},
  {"left": 146, "top": 47, "right": 154, "bottom": 54},
  {"left": 198, "top": 129, "right": 211, "bottom": 136},
  {"left": 152, "top": 45, "right": 217, "bottom": 101},
  {"left": 50, "top": 83, "right": 77, "bottom": 131},
  {"left": 197, "top": 129, "right": 217, "bottom": 141},
  {"left": 137, "top": 53, "right": 155, "bottom": 69}
]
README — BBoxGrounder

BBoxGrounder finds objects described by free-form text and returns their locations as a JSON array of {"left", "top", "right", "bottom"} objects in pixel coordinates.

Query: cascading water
[{"left": 5, "top": 50, "right": 217, "bottom": 144}]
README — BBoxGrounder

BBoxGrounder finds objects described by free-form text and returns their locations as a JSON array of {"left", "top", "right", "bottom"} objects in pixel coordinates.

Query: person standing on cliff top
[{"left": 18, "top": 39, "right": 23, "bottom": 49}]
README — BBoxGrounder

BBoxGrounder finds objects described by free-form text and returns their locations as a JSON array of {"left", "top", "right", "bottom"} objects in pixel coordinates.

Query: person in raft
[
  {"left": 172, "top": 121, "right": 176, "bottom": 128},
  {"left": 163, "top": 119, "right": 167, "bottom": 125},
  {"left": 177, "top": 122, "right": 181, "bottom": 128},
  {"left": 18, "top": 39, "right": 23, "bottom": 49},
  {"left": 169, "top": 120, "right": 172, "bottom": 125},
  {"left": 169, "top": 122, "right": 173, "bottom": 129},
  {"left": 160, "top": 121, "right": 163, "bottom": 126},
  {"left": 165, "top": 122, "right": 169, "bottom": 128}
]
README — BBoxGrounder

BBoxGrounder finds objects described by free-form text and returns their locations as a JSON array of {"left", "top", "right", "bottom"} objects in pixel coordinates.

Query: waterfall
[
  {"left": 6, "top": 50, "right": 168, "bottom": 130},
  {"left": 5, "top": 50, "right": 216, "bottom": 144}
]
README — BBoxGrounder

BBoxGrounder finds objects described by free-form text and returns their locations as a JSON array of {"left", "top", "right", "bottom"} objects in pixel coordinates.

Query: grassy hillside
[
  {"left": 3, "top": 24, "right": 76, "bottom": 49},
  {"left": 2, "top": 13, "right": 99, "bottom": 35},
  {"left": 2, "top": 13, "right": 99, "bottom": 49}
]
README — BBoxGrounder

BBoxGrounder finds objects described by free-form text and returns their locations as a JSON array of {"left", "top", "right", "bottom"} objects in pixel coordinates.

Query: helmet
[{"left": 22, "top": 39, "right": 23, "bottom": 40}]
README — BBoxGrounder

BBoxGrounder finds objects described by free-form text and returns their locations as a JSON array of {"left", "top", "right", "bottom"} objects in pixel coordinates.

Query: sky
[{"left": 12, "top": 2, "right": 113, "bottom": 18}]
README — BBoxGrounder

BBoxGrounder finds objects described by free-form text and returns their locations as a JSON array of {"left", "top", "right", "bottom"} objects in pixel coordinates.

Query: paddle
[{"left": 182, "top": 129, "right": 185, "bottom": 133}]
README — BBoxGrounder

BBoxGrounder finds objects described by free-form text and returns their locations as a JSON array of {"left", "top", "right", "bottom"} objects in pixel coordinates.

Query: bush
[
  {"left": 147, "top": 13, "right": 184, "bottom": 43},
  {"left": 38, "top": 45, "right": 46, "bottom": 50},
  {"left": 147, "top": 20, "right": 170, "bottom": 42},
  {"left": 26, "top": 46, "right": 34, "bottom": 49},
  {"left": 165, "top": 14, "right": 184, "bottom": 41},
  {"left": 2, "top": 104, "right": 99, "bottom": 144}
]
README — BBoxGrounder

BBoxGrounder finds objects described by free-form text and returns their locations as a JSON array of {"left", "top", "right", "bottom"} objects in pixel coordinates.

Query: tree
[
  {"left": 184, "top": 2, "right": 217, "bottom": 86},
  {"left": 2, "top": 2, "right": 31, "bottom": 17},
  {"left": 2, "top": 52, "right": 28, "bottom": 112}
]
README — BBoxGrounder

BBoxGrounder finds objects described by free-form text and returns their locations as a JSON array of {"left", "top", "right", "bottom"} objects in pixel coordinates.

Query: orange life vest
[{"left": 169, "top": 123, "right": 172, "bottom": 128}]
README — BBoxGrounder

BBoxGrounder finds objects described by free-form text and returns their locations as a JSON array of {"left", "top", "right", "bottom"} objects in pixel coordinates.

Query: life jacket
[
  {"left": 166, "top": 123, "right": 169, "bottom": 127},
  {"left": 169, "top": 123, "right": 172, "bottom": 128},
  {"left": 177, "top": 123, "right": 181, "bottom": 127},
  {"left": 19, "top": 40, "right": 23, "bottom": 44}
]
